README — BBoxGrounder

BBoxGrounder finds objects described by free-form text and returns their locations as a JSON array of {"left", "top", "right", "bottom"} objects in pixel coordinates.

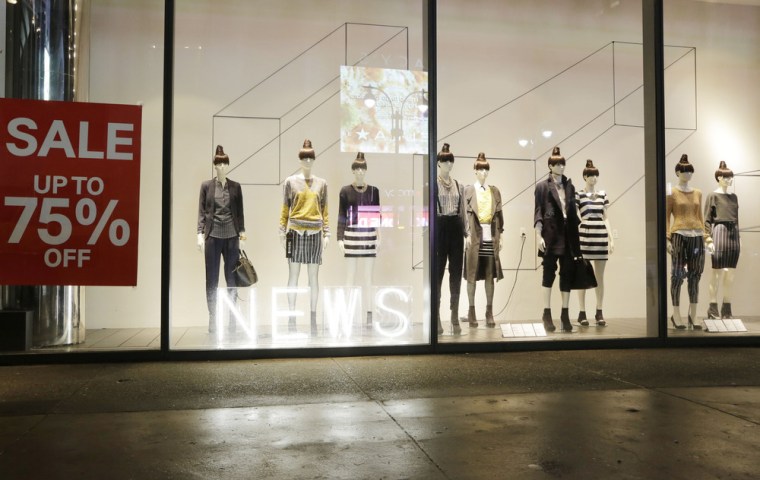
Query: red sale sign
[{"left": 0, "top": 98, "right": 141, "bottom": 286}]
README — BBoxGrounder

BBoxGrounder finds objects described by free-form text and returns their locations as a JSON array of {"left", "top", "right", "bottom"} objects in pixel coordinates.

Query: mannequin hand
[
  {"left": 239, "top": 239, "right": 246, "bottom": 250},
  {"left": 323, "top": 236, "right": 330, "bottom": 249},
  {"left": 239, "top": 232, "right": 247, "bottom": 250},
  {"left": 338, "top": 240, "right": 345, "bottom": 254},
  {"left": 538, "top": 237, "right": 546, "bottom": 253},
  {"left": 465, "top": 236, "right": 471, "bottom": 250},
  {"left": 706, "top": 241, "right": 715, "bottom": 255},
  {"left": 197, "top": 233, "right": 204, "bottom": 251},
  {"left": 666, "top": 240, "right": 673, "bottom": 255},
  {"left": 280, "top": 234, "right": 286, "bottom": 250},
  {"left": 498, "top": 241, "right": 503, "bottom": 251},
  {"left": 608, "top": 237, "right": 615, "bottom": 254}
]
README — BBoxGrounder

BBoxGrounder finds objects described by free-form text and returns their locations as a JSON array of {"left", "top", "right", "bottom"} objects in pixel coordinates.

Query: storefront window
[
  {"left": 664, "top": 0, "right": 760, "bottom": 337},
  {"left": 436, "top": 0, "right": 649, "bottom": 343},
  {"left": 171, "top": 1, "right": 431, "bottom": 350}
]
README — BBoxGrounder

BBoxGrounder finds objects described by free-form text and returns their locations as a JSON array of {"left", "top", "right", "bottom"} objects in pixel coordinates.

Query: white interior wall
[{"left": 82, "top": 0, "right": 760, "bottom": 330}]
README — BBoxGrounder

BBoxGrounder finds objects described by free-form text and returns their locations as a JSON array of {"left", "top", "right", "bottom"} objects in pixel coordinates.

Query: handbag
[
  {"left": 233, "top": 250, "right": 258, "bottom": 287},
  {"left": 564, "top": 255, "right": 597, "bottom": 290}
]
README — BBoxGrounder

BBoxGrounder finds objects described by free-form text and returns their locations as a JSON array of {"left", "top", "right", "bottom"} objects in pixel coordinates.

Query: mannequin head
[
  {"left": 583, "top": 159, "right": 599, "bottom": 187},
  {"left": 714, "top": 160, "right": 734, "bottom": 187},
  {"left": 473, "top": 152, "right": 490, "bottom": 184},
  {"left": 352, "top": 152, "right": 368, "bottom": 185},
  {"left": 299, "top": 139, "right": 316, "bottom": 172},
  {"left": 213, "top": 145, "right": 230, "bottom": 180},
  {"left": 675, "top": 153, "right": 694, "bottom": 182},
  {"left": 437, "top": 143, "right": 455, "bottom": 175},
  {"left": 548, "top": 146, "right": 565, "bottom": 176}
]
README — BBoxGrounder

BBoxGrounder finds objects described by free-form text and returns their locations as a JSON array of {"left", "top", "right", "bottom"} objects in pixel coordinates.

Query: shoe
[
  {"left": 595, "top": 309, "right": 606, "bottom": 327},
  {"left": 721, "top": 303, "right": 733, "bottom": 319},
  {"left": 707, "top": 303, "right": 719, "bottom": 319},
  {"left": 560, "top": 308, "right": 573, "bottom": 333},
  {"left": 542, "top": 308, "right": 556, "bottom": 332},
  {"left": 451, "top": 310, "right": 462, "bottom": 335},
  {"left": 485, "top": 306, "right": 496, "bottom": 328},
  {"left": 688, "top": 315, "right": 702, "bottom": 331},
  {"left": 468, "top": 306, "right": 478, "bottom": 328},
  {"left": 577, "top": 311, "right": 589, "bottom": 326},
  {"left": 670, "top": 316, "right": 686, "bottom": 330}
]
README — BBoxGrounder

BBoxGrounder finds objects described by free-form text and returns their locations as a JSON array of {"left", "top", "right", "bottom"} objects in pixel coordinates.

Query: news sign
[{"left": 0, "top": 98, "right": 142, "bottom": 286}]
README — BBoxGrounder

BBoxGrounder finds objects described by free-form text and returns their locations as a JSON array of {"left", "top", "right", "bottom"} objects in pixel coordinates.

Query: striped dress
[
  {"left": 337, "top": 184, "right": 381, "bottom": 257},
  {"left": 575, "top": 189, "right": 610, "bottom": 260}
]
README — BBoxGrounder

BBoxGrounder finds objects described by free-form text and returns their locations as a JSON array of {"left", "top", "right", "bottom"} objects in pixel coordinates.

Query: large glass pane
[
  {"left": 437, "top": 0, "right": 648, "bottom": 343},
  {"left": 171, "top": 1, "right": 430, "bottom": 350},
  {"left": 0, "top": 1, "right": 164, "bottom": 354},
  {"left": 664, "top": 1, "right": 760, "bottom": 336}
]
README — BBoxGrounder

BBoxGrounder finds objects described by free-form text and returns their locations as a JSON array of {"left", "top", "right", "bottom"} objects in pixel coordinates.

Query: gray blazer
[{"left": 197, "top": 178, "right": 245, "bottom": 239}]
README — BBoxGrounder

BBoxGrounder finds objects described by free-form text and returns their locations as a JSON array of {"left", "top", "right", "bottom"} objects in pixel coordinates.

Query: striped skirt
[
  {"left": 711, "top": 222, "right": 740, "bottom": 269},
  {"left": 343, "top": 226, "right": 378, "bottom": 258},
  {"left": 289, "top": 231, "right": 323, "bottom": 265},
  {"left": 579, "top": 219, "right": 609, "bottom": 260}
]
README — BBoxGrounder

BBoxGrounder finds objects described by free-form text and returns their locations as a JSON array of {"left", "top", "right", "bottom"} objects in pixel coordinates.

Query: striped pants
[{"left": 669, "top": 234, "right": 705, "bottom": 306}]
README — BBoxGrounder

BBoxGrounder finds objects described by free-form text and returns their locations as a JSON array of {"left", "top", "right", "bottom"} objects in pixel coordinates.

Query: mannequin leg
[
  {"left": 307, "top": 263, "right": 320, "bottom": 335},
  {"left": 345, "top": 257, "right": 358, "bottom": 286},
  {"left": 467, "top": 281, "right": 478, "bottom": 327},
  {"left": 721, "top": 268, "right": 736, "bottom": 318},
  {"left": 204, "top": 237, "right": 222, "bottom": 333},
  {"left": 669, "top": 235, "right": 686, "bottom": 329},
  {"left": 577, "top": 289, "right": 588, "bottom": 324},
  {"left": 541, "top": 286, "right": 555, "bottom": 332},
  {"left": 593, "top": 260, "right": 607, "bottom": 326},
  {"left": 707, "top": 269, "right": 722, "bottom": 318},
  {"left": 560, "top": 290, "right": 572, "bottom": 333},
  {"left": 287, "top": 262, "right": 302, "bottom": 332},
  {"left": 361, "top": 257, "right": 375, "bottom": 327},
  {"left": 484, "top": 261, "right": 495, "bottom": 327}
]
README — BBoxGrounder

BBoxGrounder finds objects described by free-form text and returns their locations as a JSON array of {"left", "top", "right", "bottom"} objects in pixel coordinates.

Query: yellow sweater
[{"left": 666, "top": 188, "right": 711, "bottom": 242}]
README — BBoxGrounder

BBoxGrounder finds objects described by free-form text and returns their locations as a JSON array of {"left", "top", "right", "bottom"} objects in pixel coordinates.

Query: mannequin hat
[
  {"left": 714, "top": 160, "right": 733, "bottom": 181},
  {"left": 299, "top": 139, "right": 315, "bottom": 160},
  {"left": 213, "top": 145, "right": 229, "bottom": 165},
  {"left": 675, "top": 153, "right": 694, "bottom": 173},
  {"left": 352, "top": 152, "right": 368, "bottom": 171},
  {"left": 437, "top": 143, "right": 454, "bottom": 163},
  {"left": 548, "top": 146, "right": 566, "bottom": 167},
  {"left": 583, "top": 159, "right": 599, "bottom": 177},
  {"left": 473, "top": 152, "right": 490, "bottom": 170}
]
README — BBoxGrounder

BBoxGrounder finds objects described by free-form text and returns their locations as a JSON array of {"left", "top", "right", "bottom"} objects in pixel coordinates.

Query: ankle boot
[
  {"left": 560, "top": 308, "right": 573, "bottom": 333},
  {"left": 595, "top": 309, "right": 606, "bottom": 327},
  {"left": 485, "top": 306, "right": 495, "bottom": 328},
  {"left": 467, "top": 306, "right": 478, "bottom": 328},
  {"left": 721, "top": 303, "right": 733, "bottom": 319},
  {"left": 707, "top": 303, "right": 720, "bottom": 319},
  {"left": 577, "top": 311, "right": 589, "bottom": 326},
  {"left": 310, "top": 311, "right": 318, "bottom": 337},
  {"left": 451, "top": 310, "right": 462, "bottom": 335},
  {"left": 542, "top": 308, "right": 556, "bottom": 332}
]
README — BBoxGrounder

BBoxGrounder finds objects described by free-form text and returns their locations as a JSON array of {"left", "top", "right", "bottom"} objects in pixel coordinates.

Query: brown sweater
[{"left": 666, "top": 188, "right": 712, "bottom": 242}]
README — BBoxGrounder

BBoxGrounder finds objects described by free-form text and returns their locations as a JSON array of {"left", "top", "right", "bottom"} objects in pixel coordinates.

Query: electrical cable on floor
[{"left": 494, "top": 232, "right": 527, "bottom": 319}]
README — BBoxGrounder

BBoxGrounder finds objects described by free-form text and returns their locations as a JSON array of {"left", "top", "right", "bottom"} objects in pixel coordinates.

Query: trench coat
[{"left": 463, "top": 184, "right": 504, "bottom": 282}]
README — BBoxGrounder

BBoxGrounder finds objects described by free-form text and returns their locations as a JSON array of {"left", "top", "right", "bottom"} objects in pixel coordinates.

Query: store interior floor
[
  {"left": 1, "top": 347, "right": 759, "bottom": 479},
  {"left": 23, "top": 315, "right": 760, "bottom": 352}
]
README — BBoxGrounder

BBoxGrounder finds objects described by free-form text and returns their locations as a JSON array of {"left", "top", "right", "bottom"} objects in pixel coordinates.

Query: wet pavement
[{"left": 0, "top": 348, "right": 758, "bottom": 479}]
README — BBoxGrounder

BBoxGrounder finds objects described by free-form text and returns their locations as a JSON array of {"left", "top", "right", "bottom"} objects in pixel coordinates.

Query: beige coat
[{"left": 463, "top": 184, "right": 504, "bottom": 282}]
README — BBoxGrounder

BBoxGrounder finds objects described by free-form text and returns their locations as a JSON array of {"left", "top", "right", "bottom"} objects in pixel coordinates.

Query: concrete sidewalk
[{"left": 1, "top": 348, "right": 759, "bottom": 479}]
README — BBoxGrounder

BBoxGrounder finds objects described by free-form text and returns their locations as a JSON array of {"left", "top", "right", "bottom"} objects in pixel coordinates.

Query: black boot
[
  {"left": 542, "top": 308, "right": 556, "bottom": 332},
  {"left": 707, "top": 303, "right": 720, "bottom": 319},
  {"left": 560, "top": 308, "right": 573, "bottom": 333},
  {"left": 577, "top": 311, "right": 589, "bottom": 327},
  {"left": 721, "top": 303, "right": 733, "bottom": 319}
]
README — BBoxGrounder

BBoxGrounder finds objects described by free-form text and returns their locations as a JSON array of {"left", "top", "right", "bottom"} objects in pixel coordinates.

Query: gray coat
[{"left": 463, "top": 184, "right": 504, "bottom": 282}]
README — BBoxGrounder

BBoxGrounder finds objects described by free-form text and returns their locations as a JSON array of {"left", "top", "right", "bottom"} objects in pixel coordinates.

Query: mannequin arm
[
  {"left": 323, "top": 236, "right": 330, "bottom": 249},
  {"left": 279, "top": 232, "right": 286, "bottom": 250},
  {"left": 535, "top": 226, "right": 546, "bottom": 252},
  {"left": 604, "top": 217, "right": 614, "bottom": 254},
  {"left": 338, "top": 240, "right": 345, "bottom": 254},
  {"left": 197, "top": 233, "right": 204, "bottom": 251}
]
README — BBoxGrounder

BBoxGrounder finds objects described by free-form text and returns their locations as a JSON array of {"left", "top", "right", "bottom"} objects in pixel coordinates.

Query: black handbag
[
  {"left": 564, "top": 255, "right": 597, "bottom": 290},
  {"left": 234, "top": 250, "right": 258, "bottom": 287}
]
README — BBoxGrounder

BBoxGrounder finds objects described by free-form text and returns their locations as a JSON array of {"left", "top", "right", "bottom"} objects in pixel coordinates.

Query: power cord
[{"left": 493, "top": 231, "right": 527, "bottom": 318}]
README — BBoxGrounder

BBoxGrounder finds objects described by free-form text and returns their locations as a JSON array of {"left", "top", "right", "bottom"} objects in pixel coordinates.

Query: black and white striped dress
[
  {"left": 575, "top": 189, "right": 610, "bottom": 260},
  {"left": 337, "top": 184, "right": 381, "bottom": 258}
]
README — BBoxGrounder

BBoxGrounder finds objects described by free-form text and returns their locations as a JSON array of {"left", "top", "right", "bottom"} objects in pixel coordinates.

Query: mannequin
[
  {"left": 666, "top": 154, "right": 714, "bottom": 330},
  {"left": 279, "top": 139, "right": 330, "bottom": 336},
  {"left": 704, "top": 161, "right": 740, "bottom": 320},
  {"left": 463, "top": 153, "right": 504, "bottom": 328},
  {"left": 575, "top": 160, "right": 614, "bottom": 327},
  {"left": 534, "top": 147, "right": 581, "bottom": 333},
  {"left": 337, "top": 152, "right": 381, "bottom": 329},
  {"left": 197, "top": 145, "right": 246, "bottom": 334},
  {"left": 434, "top": 143, "right": 468, "bottom": 335}
]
